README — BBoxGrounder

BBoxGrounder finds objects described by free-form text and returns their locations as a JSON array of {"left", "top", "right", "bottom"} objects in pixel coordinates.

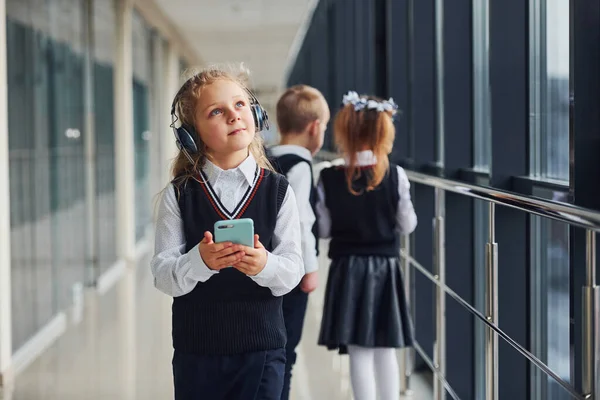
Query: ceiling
[{"left": 151, "top": 0, "right": 316, "bottom": 106}]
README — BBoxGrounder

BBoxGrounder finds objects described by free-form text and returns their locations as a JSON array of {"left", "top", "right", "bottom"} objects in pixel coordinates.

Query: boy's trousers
[
  {"left": 172, "top": 347, "right": 286, "bottom": 400},
  {"left": 281, "top": 285, "right": 309, "bottom": 400}
]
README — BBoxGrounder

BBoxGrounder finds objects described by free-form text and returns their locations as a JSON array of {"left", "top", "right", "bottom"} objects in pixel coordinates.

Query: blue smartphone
[{"left": 214, "top": 218, "right": 255, "bottom": 248}]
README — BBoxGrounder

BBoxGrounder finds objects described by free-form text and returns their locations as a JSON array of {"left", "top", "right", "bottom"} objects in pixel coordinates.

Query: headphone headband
[{"left": 170, "top": 79, "right": 192, "bottom": 115}]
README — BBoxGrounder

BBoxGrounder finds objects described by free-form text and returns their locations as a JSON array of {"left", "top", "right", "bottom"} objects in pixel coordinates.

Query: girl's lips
[{"left": 228, "top": 128, "right": 245, "bottom": 136}]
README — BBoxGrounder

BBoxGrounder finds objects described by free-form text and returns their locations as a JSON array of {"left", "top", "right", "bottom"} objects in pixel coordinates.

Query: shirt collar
[
  {"left": 344, "top": 150, "right": 377, "bottom": 166},
  {"left": 202, "top": 153, "right": 258, "bottom": 186},
  {"left": 269, "top": 144, "right": 313, "bottom": 161}
]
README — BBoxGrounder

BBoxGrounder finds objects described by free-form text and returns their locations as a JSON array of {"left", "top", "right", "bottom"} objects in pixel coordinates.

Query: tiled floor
[{"left": 2, "top": 243, "right": 433, "bottom": 399}]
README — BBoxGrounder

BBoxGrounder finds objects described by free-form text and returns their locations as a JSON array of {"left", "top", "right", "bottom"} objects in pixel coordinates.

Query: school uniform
[
  {"left": 316, "top": 150, "right": 417, "bottom": 354},
  {"left": 150, "top": 154, "right": 304, "bottom": 400},
  {"left": 268, "top": 144, "right": 319, "bottom": 400}
]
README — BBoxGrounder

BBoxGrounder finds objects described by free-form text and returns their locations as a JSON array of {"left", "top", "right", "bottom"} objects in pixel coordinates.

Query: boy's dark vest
[
  {"left": 172, "top": 168, "right": 289, "bottom": 355},
  {"left": 320, "top": 164, "right": 400, "bottom": 259},
  {"left": 269, "top": 153, "right": 319, "bottom": 257}
]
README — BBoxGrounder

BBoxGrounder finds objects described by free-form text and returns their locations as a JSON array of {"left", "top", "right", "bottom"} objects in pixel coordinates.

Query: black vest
[
  {"left": 269, "top": 153, "right": 319, "bottom": 257},
  {"left": 172, "top": 168, "right": 289, "bottom": 355},
  {"left": 320, "top": 164, "right": 400, "bottom": 258}
]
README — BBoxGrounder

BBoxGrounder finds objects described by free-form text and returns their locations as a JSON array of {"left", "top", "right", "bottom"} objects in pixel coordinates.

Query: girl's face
[{"left": 194, "top": 79, "right": 256, "bottom": 164}]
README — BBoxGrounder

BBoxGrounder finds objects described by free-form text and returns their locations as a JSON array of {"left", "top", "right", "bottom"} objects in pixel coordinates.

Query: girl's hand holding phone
[
  {"left": 233, "top": 234, "right": 268, "bottom": 276},
  {"left": 199, "top": 231, "right": 245, "bottom": 271}
]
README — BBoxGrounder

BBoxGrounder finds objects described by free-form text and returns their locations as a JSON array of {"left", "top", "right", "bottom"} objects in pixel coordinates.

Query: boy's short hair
[{"left": 276, "top": 85, "right": 327, "bottom": 134}]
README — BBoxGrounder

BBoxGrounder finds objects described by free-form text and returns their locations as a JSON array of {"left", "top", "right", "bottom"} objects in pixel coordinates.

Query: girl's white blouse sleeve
[{"left": 150, "top": 184, "right": 219, "bottom": 297}]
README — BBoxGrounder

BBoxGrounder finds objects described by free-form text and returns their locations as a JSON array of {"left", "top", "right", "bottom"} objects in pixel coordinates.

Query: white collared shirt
[
  {"left": 151, "top": 154, "right": 304, "bottom": 297},
  {"left": 268, "top": 144, "right": 319, "bottom": 274},
  {"left": 316, "top": 150, "right": 418, "bottom": 238}
]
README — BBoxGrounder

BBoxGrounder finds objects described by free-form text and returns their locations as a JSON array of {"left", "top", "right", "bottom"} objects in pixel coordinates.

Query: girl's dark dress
[{"left": 317, "top": 164, "right": 415, "bottom": 354}]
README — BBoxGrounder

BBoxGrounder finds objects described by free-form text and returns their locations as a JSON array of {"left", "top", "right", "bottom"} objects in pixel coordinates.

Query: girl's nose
[
  {"left": 228, "top": 108, "right": 240, "bottom": 122},
  {"left": 228, "top": 110, "right": 241, "bottom": 123}
]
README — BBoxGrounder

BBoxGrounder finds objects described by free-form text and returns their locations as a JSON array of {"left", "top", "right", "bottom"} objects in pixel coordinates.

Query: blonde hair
[
  {"left": 276, "top": 84, "right": 327, "bottom": 134},
  {"left": 333, "top": 95, "right": 396, "bottom": 195},
  {"left": 170, "top": 64, "right": 273, "bottom": 183}
]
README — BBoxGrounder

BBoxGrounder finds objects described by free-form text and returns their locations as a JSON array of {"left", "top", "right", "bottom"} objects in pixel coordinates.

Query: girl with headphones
[{"left": 151, "top": 64, "right": 304, "bottom": 400}]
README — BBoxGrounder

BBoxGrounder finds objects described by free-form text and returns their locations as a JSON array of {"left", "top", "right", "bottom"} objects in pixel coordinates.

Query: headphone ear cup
[
  {"left": 174, "top": 126, "right": 198, "bottom": 154},
  {"left": 251, "top": 104, "right": 270, "bottom": 132}
]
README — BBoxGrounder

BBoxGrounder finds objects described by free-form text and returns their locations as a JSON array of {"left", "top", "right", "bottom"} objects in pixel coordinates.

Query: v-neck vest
[
  {"left": 172, "top": 169, "right": 289, "bottom": 355},
  {"left": 320, "top": 164, "right": 400, "bottom": 258},
  {"left": 198, "top": 166, "right": 262, "bottom": 220}
]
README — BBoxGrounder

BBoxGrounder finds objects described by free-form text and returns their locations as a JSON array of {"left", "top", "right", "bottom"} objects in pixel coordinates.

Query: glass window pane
[
  {"left": 472, "top": 0, "right": 491, "bottom": 171},
  {"left": 530, "top": 189, "right": 571, "bottom": 400},
  {"left": 94, "top": 0, "right": 117, "bottom": 274},
  {"left": 132, "top": 10, "right": 152, "bottom": 242},
  {"left": 7, "top": 0, "right": 51, "bottom": 349},
  {"left": 529, "top": 0, "right": 569, "bottom": 181},
  {"left": 48, "top": 0, "right": 87, "bottom": 314},
  {"left": 7, "top": 0, "right": 87, "bottom": 350}
]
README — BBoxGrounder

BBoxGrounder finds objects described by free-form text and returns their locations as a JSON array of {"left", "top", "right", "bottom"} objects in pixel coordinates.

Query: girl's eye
[
  {"left": 236, "top": 101, "right": 245, "bottom": 108},
  {"left": 210, "top": 108, "right": 222, "bottom": 116}
]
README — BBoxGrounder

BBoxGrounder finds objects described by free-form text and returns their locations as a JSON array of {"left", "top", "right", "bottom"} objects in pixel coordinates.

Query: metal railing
[
  {"left": 314, "top": 155, "right": 599, "bottom": 400},
  {"left": 402, "top": 170, "right": 599, "bottom": 400}
]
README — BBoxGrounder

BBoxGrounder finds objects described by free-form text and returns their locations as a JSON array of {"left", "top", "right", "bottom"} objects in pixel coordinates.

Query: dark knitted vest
[
  {"left": 269, "top": 153, "right": 319, "bottom": 257},
  {"left": 172, "top": 167, "right": 289, "bottom": 355},
  {"left": 320, "top": 164, "right": 400, "bottom": 258}
]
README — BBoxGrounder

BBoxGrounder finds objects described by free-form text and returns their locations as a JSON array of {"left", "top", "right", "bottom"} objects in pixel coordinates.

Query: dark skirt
[{"left": 318, "top": 255, "right": 414, "bottom": 354}]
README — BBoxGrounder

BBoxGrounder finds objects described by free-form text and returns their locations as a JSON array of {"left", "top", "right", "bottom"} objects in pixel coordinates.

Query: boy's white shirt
[
  {"left": 268, "top": 144, "right": 319, "bottom": 274},
  {"left": 151, "top": 154, "right": 304, "bottom": 298},
  {"left": 316, "top": 150, "right": 418, "bottom": 238}
]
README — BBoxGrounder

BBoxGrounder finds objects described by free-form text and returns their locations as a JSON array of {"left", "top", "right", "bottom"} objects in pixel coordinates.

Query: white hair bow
[
  {"left": 342, "top": 91, "right": 360, "bottom": 105},
  {"left": 342, "top": 90, "right": 398, "bottom": 113}
]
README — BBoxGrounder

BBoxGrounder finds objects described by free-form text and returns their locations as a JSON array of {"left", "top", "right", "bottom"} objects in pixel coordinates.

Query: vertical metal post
[
  {"left": 433, "top": 0, "right": 446, "bottom": 393},
  {"left": 582, "top": 230, "right": 599, "bottom": 398},
  {"left": 485, "top": 203, "right": 498, "bottom": 400},
  {"left": 433, "top": 188, "right": 446, "bottom": 400},
  {"left": 400, "top": 234, "right": 414, "bottom": 396}
]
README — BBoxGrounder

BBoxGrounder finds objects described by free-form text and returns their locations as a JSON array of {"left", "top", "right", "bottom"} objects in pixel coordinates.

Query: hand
[
  {"left": 199, "top": 231, "right": 245, "bottom": 271},
  {"left": 232, "top": 234, "right": 268, "bottom": 276},
  {"left": 300, "top": 271, "right": 318, "bottom": 293}
]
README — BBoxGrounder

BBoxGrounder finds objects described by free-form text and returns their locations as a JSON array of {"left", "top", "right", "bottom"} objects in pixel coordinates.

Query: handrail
[
  {"left": 314, "top": 154, "right": 600, "bottom": 230},
  {"left": 405, "top": 171, "right": 600, "bottom": 231},
  {"left": 313, "top": 155, "right": 600, "bottom": 399},
  {"left": 401, "top": 251, "right": 586, "bottom": 400}
]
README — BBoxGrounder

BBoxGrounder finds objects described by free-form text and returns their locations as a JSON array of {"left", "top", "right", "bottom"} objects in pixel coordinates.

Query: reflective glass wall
[
  {"left": 7, "top": 0, "right": 87, "bottom": 351},
  {"left": 6, "top": 0, "right": 159, "bottom": 353}
]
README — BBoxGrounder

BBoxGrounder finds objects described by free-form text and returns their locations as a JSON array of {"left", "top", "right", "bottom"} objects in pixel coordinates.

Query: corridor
[{"left": 3, "top": 244, "right": 432, "bottom": 400}]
